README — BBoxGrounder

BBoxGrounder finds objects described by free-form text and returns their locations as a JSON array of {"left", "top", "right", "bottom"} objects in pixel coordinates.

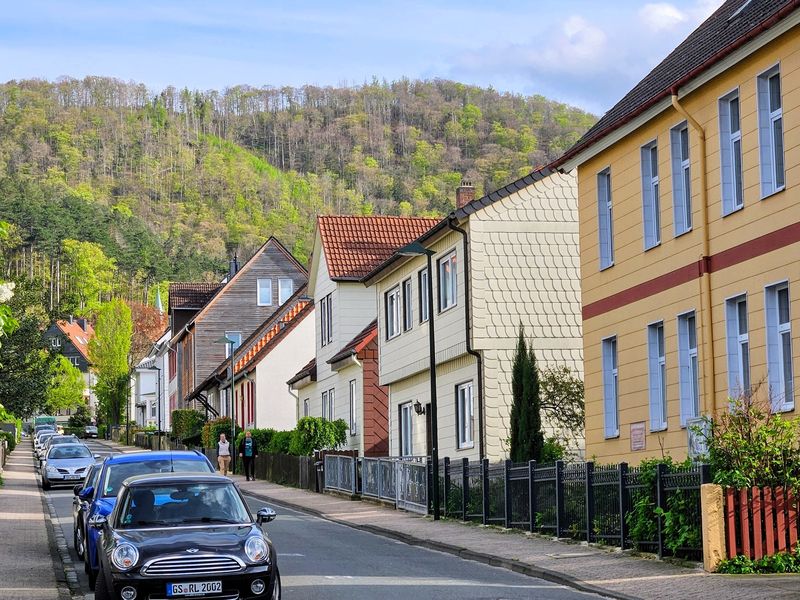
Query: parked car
[
  {"left": 34, "top": 431, "right": 57, "bottom": 458},
  {"left": 81, "top": 450, "right": 216, "bottom": 587},
  {"left": 41, "top": 443, "right": 97, "bottom": 490},
  {"left": 72, "top": 460, "right": 105, "bottom": 561},
  {"left": 38, "top": 435, "right": 82, "bottom": 463},
  {"left": 84, "top": 425, "right": 99, "bottom": 439},
  {"left": 90, "top": 473, "right": 280, "bottom": 600}
]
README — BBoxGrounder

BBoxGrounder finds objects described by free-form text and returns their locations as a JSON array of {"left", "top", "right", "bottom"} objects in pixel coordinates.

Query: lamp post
[
  {"left": 215, "top": 335, "right": 237, "bottom": 473},
  {"left": 397, "top": 241, "right": 440, "bottom": 520}
]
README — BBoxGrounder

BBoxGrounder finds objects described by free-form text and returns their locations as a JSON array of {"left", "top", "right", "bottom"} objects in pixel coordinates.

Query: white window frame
[
  {"left": 602, "top": 336, "right": 619, "bottom": 438},
  {"left": 765, "top": 281, "right": 793, "bottom": 412},
  {"left": 224, "top": 331, "right": 242, "bottom": 358},
  {"left": 402, "top": 278, "right": 413, "bottom": 332},
  {"left": 725, "top": 294, "right": 751, "bottom": 398},
  {"left": 399, "top": 402, "right": 413, "bottom": 456},
  {"left": 349, "top": 379, "right": 358, "bottom": 435},
  {"left": 456, "top": 382, "right": 474, "bottom": 449},
  {"left": 419, "top": 268, "right": 429, "bottom": 323},
  {"left": 322, "top": 388, "right": 335, "bottom": 421},
  {"left": 719, "top": 90, "right": 744, "bottom": 215},
  {"left": 438, "top": 250, "right": 457, "bottom": 312},
  {"left": 69, "top": 356, "right": 80, "bottom": 367},
  {"left": 677, "top": 311, "right": 700, "bottom": 427},
  {"left": 320, "top": 293, "right": 333, "bottom": 346},
  {"left": 641, "top": 140, "right": 661, "bottom": 249},
  {"left": 321, "top": 391, "right": 328, "bottom": 420},
  {"left": 670, "top": 122, "right": 692, "bottom": 236},
  {"left": 647, "top": 321, "right": 667, "bottom": 432},
  {"left": 597, "top": 168, "right": 614, "bottom": 270},
  {"left": 385, "top": 286, "right": 401, "bottom": 339},
  {"left": 50, "top": 337, "right": 61, "bottom": 348},
  {"left": 257, "top": 278, "right": 273, "bottom": 306},
  {"left": 757, "top": 64, "right": 785, "bottom": 197},
  {"left": 303, "top": 398, "right": 309, "bottom": 418},
  {"left": 278, "top": 278, "right": 294, "bottom": 305}
]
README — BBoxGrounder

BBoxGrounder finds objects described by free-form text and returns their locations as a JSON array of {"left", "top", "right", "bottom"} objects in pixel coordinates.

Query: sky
[{"left": 0, "top": 0, "right": 726, "bottom": 115}]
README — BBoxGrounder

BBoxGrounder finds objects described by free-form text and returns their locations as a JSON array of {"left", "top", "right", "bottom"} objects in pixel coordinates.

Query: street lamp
[
  {"left": 397, "top": 241, "right": 440, "bottom": 520},
  {"left": 215, "top": 335, "right": 237, "bottom": 473}
]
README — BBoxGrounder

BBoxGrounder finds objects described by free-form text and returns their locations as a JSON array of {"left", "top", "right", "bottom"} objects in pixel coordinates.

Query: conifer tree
[{"left": 509, "top": 325, "right": 527, "bottom": 462}]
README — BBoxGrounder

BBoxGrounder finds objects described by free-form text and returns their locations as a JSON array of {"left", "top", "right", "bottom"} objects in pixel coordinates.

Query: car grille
[{"left": 141, "top": 554, "right": 244, "bottom": 577}]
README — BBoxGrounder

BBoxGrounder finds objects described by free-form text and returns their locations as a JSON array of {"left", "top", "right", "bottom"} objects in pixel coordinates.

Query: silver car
[{"left": 42, "top": 444, "right": 97, "bottom": 490}]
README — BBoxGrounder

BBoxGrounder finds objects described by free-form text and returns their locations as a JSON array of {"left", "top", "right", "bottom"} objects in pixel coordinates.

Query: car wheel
[
  {"left": 271, "top": 569, "right": 281, "bottom": 600},
  {"left": 74, "top": 526, "right": 85, "bottom": 560},
  {"left": 94, "top": 566, "right": 111, "bottom": 600},
  {"left": 42, "top": 478, "right": 51, "bottom": 491},
  {"left": 85, "top": 556, "right": 97, "bottom": 588}
]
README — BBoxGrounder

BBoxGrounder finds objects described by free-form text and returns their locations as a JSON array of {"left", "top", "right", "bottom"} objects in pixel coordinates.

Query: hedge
[
  {"left": 171, "top": 409, "right": 205, "bottom": 442},
  {"left": 201, "top": 417, "right": 241, "bottom": 449},
  {"left": 0, "top": 431, "right": 16, "bottom": 452}
]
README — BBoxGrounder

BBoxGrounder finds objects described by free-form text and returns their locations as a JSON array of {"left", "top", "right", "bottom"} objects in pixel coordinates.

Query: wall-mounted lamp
[{"left": 413, "top": 400, "right": 426, "bottom": 416}]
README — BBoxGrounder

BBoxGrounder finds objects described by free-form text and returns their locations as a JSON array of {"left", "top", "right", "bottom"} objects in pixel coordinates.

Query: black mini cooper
[{"left": 90, "top": 473, "right": 280, "bottom": 600}]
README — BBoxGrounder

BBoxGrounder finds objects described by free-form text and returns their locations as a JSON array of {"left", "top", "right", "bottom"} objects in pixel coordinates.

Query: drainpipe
[
  {"left": 446, "top": 215, "right": 485, "bottom": 460},
  {"left": 671, "top": 89, "right": 717, "bottom": 415}
]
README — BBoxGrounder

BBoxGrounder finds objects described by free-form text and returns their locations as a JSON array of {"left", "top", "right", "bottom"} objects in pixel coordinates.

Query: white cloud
[{"left": 639, "top": 4, "right": 688, "bottom": 32}]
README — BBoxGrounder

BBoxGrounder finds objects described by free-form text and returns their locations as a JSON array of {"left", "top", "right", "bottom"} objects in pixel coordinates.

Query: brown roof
[
  {"left": 55, "top": 319, "right": 95, "bottom": 361},
  {"left": 558, "top": 0, "right": 799, "bottom": 167},
  {"left": 328, "top": 320, "right": 378, "bottom": 364},
  {"left": 168, "top": 283, "right": 223, "bottom": 311},
  {"left": 287, "top": 358, "right": 317, "bottom": 386},
  {"left": 317, "top": 215, "right": 439, "bottom": 281}
]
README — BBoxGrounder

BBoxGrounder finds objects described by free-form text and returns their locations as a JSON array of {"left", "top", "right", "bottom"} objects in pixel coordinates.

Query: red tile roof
[
  {"left": 168, "top": 283, "right": 223, "bottom": 311},
  {"left": 328, "top": 320, "right": 377, "bottom": 364},
  {"left": 56, "top": 319, "right": 95, "bottom": 360},
  {"left": 317, "top": 215, "right": 439, "bottom": 281}
]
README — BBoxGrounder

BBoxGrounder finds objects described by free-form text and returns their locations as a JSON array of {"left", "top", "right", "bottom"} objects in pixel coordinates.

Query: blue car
[{"left": 79, "top": 450, "right": 215, "bottom": 587}]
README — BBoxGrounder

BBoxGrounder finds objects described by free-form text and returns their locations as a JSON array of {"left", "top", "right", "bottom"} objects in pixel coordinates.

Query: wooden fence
[{"left": 725, "top": 487, "right": 800, "bottom": 560}]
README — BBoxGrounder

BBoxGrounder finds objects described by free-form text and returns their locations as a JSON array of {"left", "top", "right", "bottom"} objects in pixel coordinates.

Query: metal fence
[
  {"left": 396, "top": 460, "right": 428, "bottom": 514},
  {"left": 361, "top": 457, "right": 397, "bottom": 501},
  {"left": 324, "top": 454, "right": 357, "bottom": 494}
]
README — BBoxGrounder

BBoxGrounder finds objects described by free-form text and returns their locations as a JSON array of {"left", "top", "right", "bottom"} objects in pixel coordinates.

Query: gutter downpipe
[
  {"left": 671, "top": 89, "right": 717, "bottom": 416},
  {"left": 447, "top": 215, "right": 485, "bottom": 460}
]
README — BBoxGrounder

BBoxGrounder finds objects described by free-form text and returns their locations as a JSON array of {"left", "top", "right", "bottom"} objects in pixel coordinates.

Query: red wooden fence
[{"left": 725, "top": 487, "right": 799, "bottom": 559}]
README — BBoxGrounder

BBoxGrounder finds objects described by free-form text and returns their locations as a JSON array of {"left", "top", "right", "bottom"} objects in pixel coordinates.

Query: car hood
[
  {"left": 45, "top": 458, "right": 94, "bottom": 469},
  {"left": 117, "top": 524, "right": 263, "bottom": 557}
]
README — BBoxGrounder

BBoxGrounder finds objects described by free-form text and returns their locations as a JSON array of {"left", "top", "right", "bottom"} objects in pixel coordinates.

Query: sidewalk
[
  {"left": 0, "top": 440, "right": 71, "bottom": 600},
  {"left": 99, "top": 439, "right": 800, "bottom": 600}
]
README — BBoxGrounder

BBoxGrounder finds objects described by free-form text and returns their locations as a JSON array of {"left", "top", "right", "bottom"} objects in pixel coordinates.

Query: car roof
[
  {"left": 123, "top": 472, "right": 233, "bottom": 488},
  {"left": 102, "top": 450, "right": 208, "bottom": 466}
]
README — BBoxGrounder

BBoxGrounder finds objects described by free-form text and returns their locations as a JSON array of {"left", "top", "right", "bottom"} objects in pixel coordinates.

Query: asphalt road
[{"left": 44, "top": 440, "right": 601, "bottom": 600}]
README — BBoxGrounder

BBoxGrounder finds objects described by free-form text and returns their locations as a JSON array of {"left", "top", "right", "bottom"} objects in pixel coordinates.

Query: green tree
[
  {"left": 61, "top": 239, "right": 117, "bottom": 314},
  {"left": 46, "top": 354, "right": 86, "bottom": 414},
  {"left": 89, "top": 299, "right": 132, "bottom": 428},
  {"left": 67, "top": 403, "right": 92, "bottom": 429},
  {"left": 509, "top": 326, "right": 544, "bottom": 462},
  {"left": 509, "top": 326, "right": 527, "bottom": 462},
  {"left": 0, "top": 316, "right": 52, "bottom": 419},
  {"left": 525, "top": 346, "right": 544, "bottom": 462}
]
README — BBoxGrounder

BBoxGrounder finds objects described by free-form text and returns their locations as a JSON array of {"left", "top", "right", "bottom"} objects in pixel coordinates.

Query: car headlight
[
  {"left": 244, "top": 536, "right": 269, "bottom": 563},
  {"left": 111, "top": 543, "right": 139, "bottom": 570},
  {"left": 45, "top": 466, "right": 59, "bottom": 474}
]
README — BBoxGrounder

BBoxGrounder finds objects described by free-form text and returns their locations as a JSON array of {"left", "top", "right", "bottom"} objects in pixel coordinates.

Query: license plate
[
  {"left": 66, "top": 474, "right": 82, "bottom": 480},
  {"left": 167, "top": 581, "right": 222, "bottom": 597}
]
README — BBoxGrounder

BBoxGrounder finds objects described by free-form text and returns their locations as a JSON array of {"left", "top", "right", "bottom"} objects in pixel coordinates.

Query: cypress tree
[
  {"left": 509, "top": 325, "right": 527, "bottom": 462},
  {"left": 527, "top": 346, "right": 544, "bottom": 462}
]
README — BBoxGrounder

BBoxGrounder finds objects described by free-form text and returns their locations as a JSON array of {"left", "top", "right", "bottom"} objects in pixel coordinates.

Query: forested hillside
[{"left": 0, "top": 76, "right": 595, "bottom": 310}]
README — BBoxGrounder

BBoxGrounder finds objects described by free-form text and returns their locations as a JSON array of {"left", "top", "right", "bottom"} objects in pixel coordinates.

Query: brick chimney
[{"left": 456, "top": 181, "right": 475, "bottom": 209}]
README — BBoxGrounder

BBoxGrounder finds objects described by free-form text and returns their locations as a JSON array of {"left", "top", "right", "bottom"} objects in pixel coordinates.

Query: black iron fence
[{"left": 434, "top": 458, "right": 710, "bottom": 559}]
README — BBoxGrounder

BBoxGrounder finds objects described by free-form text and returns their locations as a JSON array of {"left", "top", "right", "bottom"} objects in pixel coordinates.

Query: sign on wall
[{"left": 630, "top": 421, "right": 646, "bottom": 451}]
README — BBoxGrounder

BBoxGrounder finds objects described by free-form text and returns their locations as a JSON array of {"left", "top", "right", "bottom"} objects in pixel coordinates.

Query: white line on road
[{"left": 281, "top": 576, "right": 565, "bottom": 588}]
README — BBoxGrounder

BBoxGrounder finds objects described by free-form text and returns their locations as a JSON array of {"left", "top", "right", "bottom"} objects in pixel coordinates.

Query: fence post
[
  {"left": 585, "top": 461, "right": 595, "bottom": 544},
  {"left": 426, "top": 459, "right": 433, "bottom": 513},
  {"left": 555, "top": 460, "right": 565, "bottom": 538},
  {"left": 618, "top": 462, "right": 628, "bottom": 548},
  {"left": 462, "top": 457, "right": 470, "bottom": 522},
  {"left": 504, "top": 459, "right": 512, "bottom": 529},
  {"left": 443, "top": 457, "right": 451, "bottom": 518},
  {"left": 528, "top": 460, "right": 537, "bottom": 532},
  {"left": 656, "top": 462, "right": 668, "bottom": 558},
  {"left": 481, "top": 458, "right": 490, "bottom": 526},
  {"left": 699, "top": 463, "right": 711, "bottom": 485}
]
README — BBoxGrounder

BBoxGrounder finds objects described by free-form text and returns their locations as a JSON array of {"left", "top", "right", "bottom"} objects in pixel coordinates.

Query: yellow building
[{"left": 559, "top": 0, "right": 800, "bottom": 462}]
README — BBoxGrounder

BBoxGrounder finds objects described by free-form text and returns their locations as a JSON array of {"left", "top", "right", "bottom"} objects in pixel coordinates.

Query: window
[
  {"left": 278, "top": 278, "right": 294, "bottom": 305},
  {"left": 757, "top": 66, "right": 785, "bottom": 196},
  {"left": 320, "top": 294, "right": 333, "bottom": 346},
  {"left": 150, "top": 402, "right": 156, "bottom": 418},
  {"left": 641, "top": 141, "right": 661, "bottom": 249},
  {"left": 349, "top": 379, "right": 358, "bottom": 434},
  {"left": 385, "top": 286, "right": 401, "bottom": 339},
  {"left": 224, "top": 332, "right": 242, "bottom": 358},
  {"left": 597, "top": 169, "right": 614, "bottom": 269},
  {"left": 670, "top": 122, "right": 692, "bottom": 235},
  {"left": 719, "top": 91, "right": 744, "bottom": 215},
  {"left": 456, "top": 382, "right": 474, "bottom": 449},
  {"left": 69, "top": 356, "right": 80, "bottom": 367},
  {"left": 678, "top": 312, "right": 700, "bottom": 427},
  {"left": 257, "top": 278, "right": 272, "bottom": 306},
  {"left": 418, "top": 268, "right": 430, "bottom": 323},
  {"left": 648, "top": 322, "right": 667, "bottom": 431},
  {"left": 50, "top": 337, "right": 61, "bottom": 348},
  {"left": 602, "top": 336, "right": 619, "bottom": 438},
  {"left": 725, "top": 295, "right": 750, "bottom": 397},
  {"left": 327, "top": 388, "right": 335, "bottom": 420},
  {"left": 399, "top": 402, "right": 413, "bottom": 456},
  {"left": 765, "top": 282, "right": 793, "bottom": 411},
  {"left": 321, "top": 390, "right": 335, "bottom": 420},
  {"left": 402, "top": 279, "right": 413, "bottom": 331},
  {"left": 438, "top": 251, "right": 457, "bottom": 311},
  {"left": 303, "top": 398, "right": 309, "bottom": 417}
]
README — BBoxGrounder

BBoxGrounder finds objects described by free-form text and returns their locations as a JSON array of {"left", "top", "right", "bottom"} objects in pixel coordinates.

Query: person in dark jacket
[{"left": 238, "top": 431, "right": 259, "bottom": 481}]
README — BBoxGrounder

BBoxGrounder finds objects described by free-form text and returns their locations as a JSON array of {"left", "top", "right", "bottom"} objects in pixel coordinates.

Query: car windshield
[
  {"left": 102, "top": 459, "right": 213, "bottom": 497},
  {"left": 50, "top": 436, "right": 78, "bottom": 445},
  {"left": 49, "top": 445, "right": 92, "bottom": 460},
  {"left": 118, "top": 482, "right": 250, "bottom": 528},
  {"left": 38, "top": 433, "right": 55, "bottom": 443},
  {"left": 85, "top": 426, "right": 97, "bottom": 431}
]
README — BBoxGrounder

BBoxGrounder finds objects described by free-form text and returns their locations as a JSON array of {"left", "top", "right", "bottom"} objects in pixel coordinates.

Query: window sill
[
  {"left": 457, "top": 443, "right": 474, "bottom": 451},
  {"left": 439, "top": 303, "right": 457, "bottom": 314},
  {"left": 599, "top": 262, "right": 614, "bottom": 272},
  {"left": 674, "top": 227, "right": 692, "bottom": 238},
  {"left": 760, "top": 186, "right": 785, "bottom": 201},
  {"left": 256, "top": 302, "right": 273, "bottom": 307},
  {"left": 644, "top": 242, "right": 661, "bottom": 252},
  {"left": 604, "top": 432, "right": 619, "bottom": 440},
  {"left": 386, "top": 332, "right": 401, "bottom": 342},
  {"left": 722, "top": 205, "right": 744, "bottom": 218},
  {"left": 649, "top": 426, "right": 667, "bottom": 433}
]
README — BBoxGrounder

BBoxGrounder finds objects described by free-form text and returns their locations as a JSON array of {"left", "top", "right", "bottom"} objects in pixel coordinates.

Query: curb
[{"left": 240, "top": 486, "right": 638, "bottom": 600}]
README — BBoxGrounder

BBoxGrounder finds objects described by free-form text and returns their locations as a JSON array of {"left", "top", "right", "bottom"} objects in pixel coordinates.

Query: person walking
[
  {"left": 239, "top": 431, "right": 259, "bottom": 481},
  {"left": 217, "top": 433, "right": 231, "bottom": 476}
]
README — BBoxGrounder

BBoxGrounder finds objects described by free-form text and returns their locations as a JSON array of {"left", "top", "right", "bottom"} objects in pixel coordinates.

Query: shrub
[
  {"left": 717, "top": 547, "right": 800, "bottom": 574},
  {"left": 171, "top": 409, "right": 205, "bottom": 442},
  {"left": 288, "top": 417, "right": 347, "bottom": 456},
  {"left": 268, "top": 430, "right": 295, "bottom": 454},
  {"left": 0, "top": 431, "right": 16, "bottom": 452},
  {"left": 201, "top": 417, "right": 241, "bottom": 449},
  {"left": 234, "top": 428, "right": 276, "bottom": 454}
]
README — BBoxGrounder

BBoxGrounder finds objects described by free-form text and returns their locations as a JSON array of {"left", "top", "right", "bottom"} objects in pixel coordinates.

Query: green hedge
[
  {"left": 171, "top": 409, "right": 205, "bottom": 442},
  {"left": 0, "top": 431, "right": 16, "bottom": 452},
  {"left": 201, "top": 417, "right": 241, "bottom": 449}
]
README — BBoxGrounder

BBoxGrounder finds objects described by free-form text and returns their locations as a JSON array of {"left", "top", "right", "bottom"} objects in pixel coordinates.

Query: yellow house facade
[{"left": 560, "top": 1, "right": 800, "bottom": 463}]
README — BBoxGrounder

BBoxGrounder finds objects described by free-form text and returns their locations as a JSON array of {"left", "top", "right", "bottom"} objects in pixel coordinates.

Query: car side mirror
[
  {"left": 73, "top": 484, "right": 83, "bottom": 496},
  {"left": 256, "top": 507, "right": 276, "bottom": 525},
  {"left": 88, "top": 514, "right": 107, "bottom": 529},
  {"left": 93, "top": 454, "right": 100, "bottom": 459},
  {"left": 78, "top": 486, "right": 94, "bottom": 501}
]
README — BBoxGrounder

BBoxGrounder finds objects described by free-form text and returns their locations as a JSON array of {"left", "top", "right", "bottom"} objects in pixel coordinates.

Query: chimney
[
  {"left": 77, "top": 318, "right": 88, "bottom": 332},
  {"left": 229, "top": 253, "right": 239, "bottom": 279},
  {"left": 456, "top": 181, "right": 475, "bottom": 209}
]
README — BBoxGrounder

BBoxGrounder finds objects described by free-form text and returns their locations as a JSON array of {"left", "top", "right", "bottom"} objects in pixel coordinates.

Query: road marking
[
  {"left": 281, "top": 576, "right": 563, "bottom": 588},
  {"left": 279, "top": 553, "right": 305, "bottom": 557}
]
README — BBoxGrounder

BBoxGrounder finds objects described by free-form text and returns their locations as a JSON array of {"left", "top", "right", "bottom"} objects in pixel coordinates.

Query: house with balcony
[
  {"left": 43, "top": 317, "right": 97, "bottom": 424},
  {"left": 556, "top": 0, "right": 800, "bottom": 462},
  {"left": 363, "top": 179, "right": 583, "bottom": 461},
  {"left": 288, "top": 215, "right": 439, "bottom": 457}
]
